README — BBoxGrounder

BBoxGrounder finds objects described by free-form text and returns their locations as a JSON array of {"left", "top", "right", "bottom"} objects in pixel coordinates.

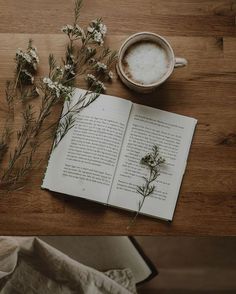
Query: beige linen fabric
[{"left": 0, "top": 237, "right": 137, "bottom": 294}]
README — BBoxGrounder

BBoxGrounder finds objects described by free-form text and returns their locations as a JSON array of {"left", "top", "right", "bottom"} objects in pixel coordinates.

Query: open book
[{"left": 42, "top": 88, "right": 197, "bottom": 221}]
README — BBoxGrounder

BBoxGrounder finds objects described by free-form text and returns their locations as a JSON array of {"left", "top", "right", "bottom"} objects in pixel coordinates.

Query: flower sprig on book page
[
  {"left": 0, "top": 0, "right": 117, "bottom": 193},
  {"left": 128, "top": 145, "right": 165, "bottom": 228}
]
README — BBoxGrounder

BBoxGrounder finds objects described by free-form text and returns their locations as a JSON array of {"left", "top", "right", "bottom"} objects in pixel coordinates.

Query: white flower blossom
[
  {"left": 65, "top": 64, "right": 75, "bottom": 75},
  {"left": 43, "top": 77, "right": 72, "bottom": 98},
  {"left": 65, "top": 64, "right": 72, "bottom": 70},
  {"left": 87, "top": 19, "right": 107, "bottom": 45},
  {"left": 29, "top": 48, "right": 39, "bottom": 63},
  {"left": 67, "top": 25, "right": 74, "bottom": 30},
  {"left": 16, "top": 49, "right": 32, "bottom": 63},
  {"left": 97, "top": 80, "right": 106, "bottom": 91},
  {"left": 43, "top": 77, "right": 52, "bottom": 84},
  {"left": 23, "top": 53, "right": 32, "bottom": 63},
  {"left": 62, "top": 24, "right": 85, "bottom": 40},
  {"left": 61, "top": 24, "right": 74, "bottom": 34},
  {"left": 85, "top": 74, "right": 106, "bottom": 92},
  {"left": 87, "top": 26, "right": 94, "bottom": 33},
  {"left": 86, "top": 73, "right": 96, "bottom": 82},
  {"left": 93, "top": 31, "right": 103, "bottom": 45},
  {"left": 16, "top": 46, "right": 39, "bottom": 72},
  {"left": 99, "top": 23, "right": 107, "bottom": 36},
  {"left": 96, "top": 62, "right": 107, "bottom": 71}
]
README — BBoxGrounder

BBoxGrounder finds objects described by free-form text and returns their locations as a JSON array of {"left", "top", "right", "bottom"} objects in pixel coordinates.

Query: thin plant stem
[{"left": 127, "top": 145, "right": 165, "bottom": 229}]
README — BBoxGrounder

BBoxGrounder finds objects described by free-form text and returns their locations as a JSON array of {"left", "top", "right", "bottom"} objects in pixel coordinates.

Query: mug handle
[{"left": 174, "top": 57, "right": 188, "bottom": 68}]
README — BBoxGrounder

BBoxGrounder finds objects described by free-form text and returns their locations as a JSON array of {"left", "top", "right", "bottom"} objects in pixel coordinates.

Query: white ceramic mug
[{"left": 116, "top": 32, "right": 187, "bottom": 93}]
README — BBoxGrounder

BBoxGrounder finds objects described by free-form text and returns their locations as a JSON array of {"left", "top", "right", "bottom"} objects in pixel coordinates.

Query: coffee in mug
[
  {"left": 117, "top": 32, "right": 187, "bottom": 93},
  {"left": 122, "top": 41, "right": 171, "bottom": 85}
]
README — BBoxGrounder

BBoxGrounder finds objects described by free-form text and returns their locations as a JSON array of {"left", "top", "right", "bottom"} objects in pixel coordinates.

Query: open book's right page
[{"left": 108, "top": 103, "right": 197, "bottom": 221}]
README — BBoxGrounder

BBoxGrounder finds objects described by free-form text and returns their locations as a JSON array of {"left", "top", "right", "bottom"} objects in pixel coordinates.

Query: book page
[
  {"left": 42, "top": 89, "right": 132, "bottom": 204},
  {"left": 108, "top": 104, "right": 197, "bottom": 220}
]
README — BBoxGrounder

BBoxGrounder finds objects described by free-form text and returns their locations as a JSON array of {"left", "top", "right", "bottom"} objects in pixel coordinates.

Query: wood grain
[{"left": 0, "top": 1, "right": 235, "bottom": 235}]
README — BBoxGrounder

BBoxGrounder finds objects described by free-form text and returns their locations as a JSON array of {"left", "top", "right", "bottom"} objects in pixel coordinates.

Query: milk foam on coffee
[{"left": 123, "top": 41, "right": 170, "bottom": 85}]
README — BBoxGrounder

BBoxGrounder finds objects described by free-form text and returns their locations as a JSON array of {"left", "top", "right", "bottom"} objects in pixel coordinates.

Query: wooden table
[{"left": 0, "top": 0, "right": 235, "bottom": 235}]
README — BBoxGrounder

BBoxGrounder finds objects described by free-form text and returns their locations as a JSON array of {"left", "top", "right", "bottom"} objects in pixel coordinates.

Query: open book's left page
[{"left": 42, "top": 89, "right": 132, "bottom": 204}]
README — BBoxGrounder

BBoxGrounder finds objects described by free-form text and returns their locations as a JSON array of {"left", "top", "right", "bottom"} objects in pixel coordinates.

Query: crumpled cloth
[{"left": 0, "top": 237, "right": 137, "bottom": 294}]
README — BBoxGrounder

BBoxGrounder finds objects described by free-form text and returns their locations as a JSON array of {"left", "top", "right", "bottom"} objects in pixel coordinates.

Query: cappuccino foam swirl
[{"left": 123, "top": 41, "right": 170, "bottom": 85}]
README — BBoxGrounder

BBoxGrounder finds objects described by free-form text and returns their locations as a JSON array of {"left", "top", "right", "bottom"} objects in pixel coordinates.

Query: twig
[{"left": 127, "top": 145, "right": 165, "bottom": 229}]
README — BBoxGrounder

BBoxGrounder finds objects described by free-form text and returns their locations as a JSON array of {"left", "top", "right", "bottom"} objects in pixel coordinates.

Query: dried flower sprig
[
  {"left": 1, "top": 104, "right": 35, "bottom": 182},
  {"left": 128, "top": 145, "right": 165, "bottom": 228},
  {"left": 87, "top": 18, "right": 107, "bottom": 45},
  {"left": 15, "top": 39, "right": 39, "bottom": 86},
  {"left": 51, "top": 0, "right": 117, "bottom": 145},
  {"left": 0, "top": 39, "right": 38, "bottom": 189},
  {"left": 4, "top": 39, "right": 39, "bottom": 113},
  {"left": 0, "top": 0, "right": 117, "bottom": 193}
]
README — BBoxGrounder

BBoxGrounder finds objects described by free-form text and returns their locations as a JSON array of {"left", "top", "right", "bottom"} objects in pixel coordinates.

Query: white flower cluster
[
  {"left": 64, "top": 64, "right": 72, "bottom": 70},
  {"left": 54, "top": 64, "right": 75, "bottom": 78},
  {"left": 86, "top": 74, "right": 96, "bottom": 81},
  {"left": 43, "top": 77, "right": 72, "bottom": 99},
  {"left": 85, "top": 74, "right": 106, "bottom": 92},
  {"left": 95, "top": 62, "right": 107, "bottom": 71},
  {"left": 61, "top": 24, "right": 85, "bottom": 40},
  {"left": 87, "top": 19, "right": 107, "bottom": 45},
  {"left": 61, "top": 24, "right": 73, "bottom": 34},
  {"left": 16, "top": 47, "right": 39, "bottom": 71},
  {"left": 94, "top": 62, "right": 113, "bottom": 80},
  {"left": 64, "top": 63, "right": 75, "bottom": 75},
  {"left": 141, "top": 152, "right": 165, "bottom": 168}
]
